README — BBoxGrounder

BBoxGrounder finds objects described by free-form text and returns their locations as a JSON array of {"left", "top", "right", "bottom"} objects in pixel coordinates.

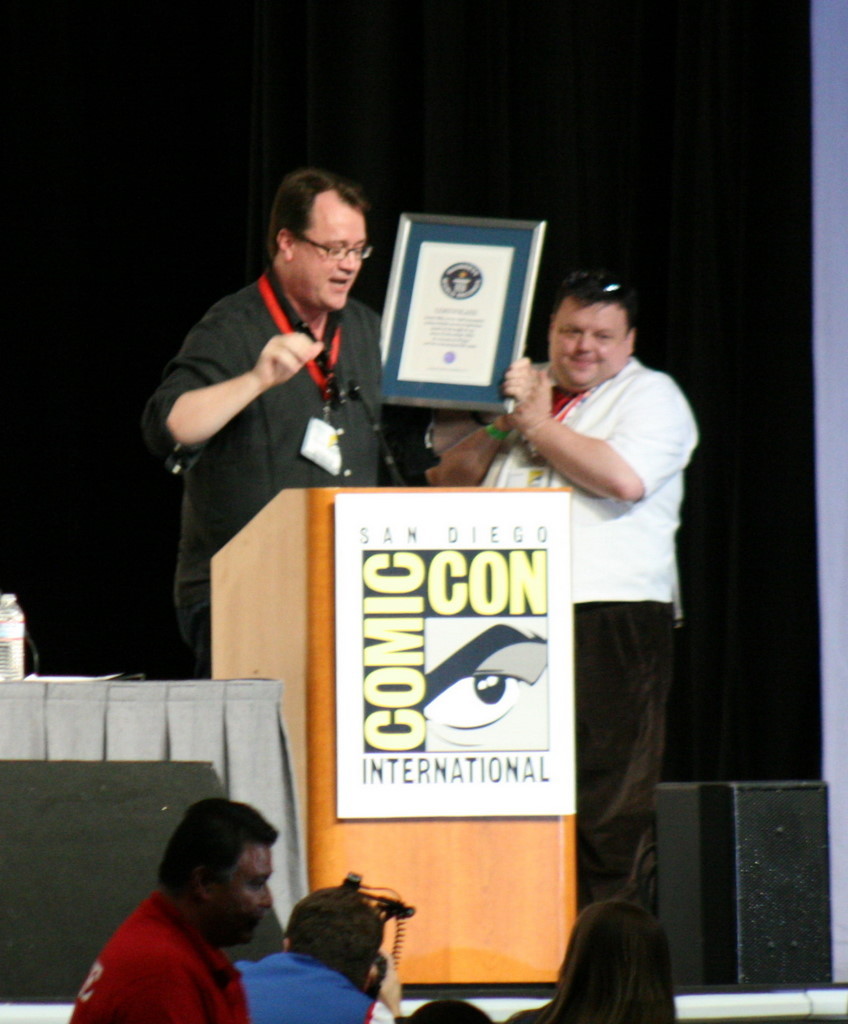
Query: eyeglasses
[{"left": 297, "top": 235, "right": 373, "bottom": 262}]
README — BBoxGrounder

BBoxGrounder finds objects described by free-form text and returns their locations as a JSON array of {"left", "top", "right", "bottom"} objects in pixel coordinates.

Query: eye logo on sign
[
  {"left": 441, "top": 262, "right": 483, "bottom": 299},
  {"left": 423, "top": 624, "right": 548, "bottom": 751}
]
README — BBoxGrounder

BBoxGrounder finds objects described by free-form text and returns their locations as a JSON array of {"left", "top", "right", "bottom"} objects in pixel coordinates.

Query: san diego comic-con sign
[{"left": 334, "top": 490, "right": 574, "bottom": 819}]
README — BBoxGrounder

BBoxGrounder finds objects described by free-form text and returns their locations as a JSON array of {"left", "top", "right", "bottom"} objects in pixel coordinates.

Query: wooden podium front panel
[
  {"left": 306, "top": 490, "right": 576, "bottom": 983},
  {"left": 213, "top": 487, "right": 577, "bottom": 983},
  {"left": 212, "top": 489, "right": 312, "bottom": 805}
]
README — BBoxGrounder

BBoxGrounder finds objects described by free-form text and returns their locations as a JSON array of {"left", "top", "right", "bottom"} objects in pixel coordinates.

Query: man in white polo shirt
[{"left": 429, "top": 269, "right": 699, "bottom": 905}]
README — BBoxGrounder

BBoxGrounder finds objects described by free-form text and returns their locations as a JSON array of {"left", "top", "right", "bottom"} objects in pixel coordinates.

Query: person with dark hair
[
  {"left": 142, "top": 167, "right": 384, "bottom": 677},
  {"left": 237, "top": 885, "right": 402, "bottom": 1023},
  {"left": 264, "top": 167, "right": 371, "bottom": 261},
  {"left": 429, "top": 270, "right": 698, "bottom": 904},
  {"left": 507, "top": 900, "right": 675, "bottom": 1024},
  {"left": 407, "top": 999, "right": 493, "bottom": 1023},
  {"left": 70, "top": 798, "right": 278, "bottom": 1024}
]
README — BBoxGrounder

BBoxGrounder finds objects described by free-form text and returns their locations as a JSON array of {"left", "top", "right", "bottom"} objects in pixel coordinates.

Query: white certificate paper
[{"left": 397, "top": 242, "right": 514, "bottom": 387}]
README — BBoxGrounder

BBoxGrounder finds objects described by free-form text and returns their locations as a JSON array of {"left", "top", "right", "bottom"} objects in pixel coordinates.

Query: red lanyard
[{"left": 257, "top": 273, "right": 341, "bottom": 402}]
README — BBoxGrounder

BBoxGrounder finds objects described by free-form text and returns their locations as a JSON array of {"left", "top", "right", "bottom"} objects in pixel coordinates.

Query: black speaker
[
  {"left": 0, "top": 761, "right": 284, "bottom": 999},
  {"left": 655, "top": 781, "right": 831, "bottom": 985}
]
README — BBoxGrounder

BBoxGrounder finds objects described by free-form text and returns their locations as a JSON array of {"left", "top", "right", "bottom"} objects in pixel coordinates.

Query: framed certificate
[{"left": 380, "top": 213, "right": 546, "bottom": 411}]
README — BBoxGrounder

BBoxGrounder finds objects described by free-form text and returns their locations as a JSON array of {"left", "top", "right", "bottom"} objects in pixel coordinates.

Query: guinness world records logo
[{"left": 441, "top": 262, "right": 483, "bottom": 299}]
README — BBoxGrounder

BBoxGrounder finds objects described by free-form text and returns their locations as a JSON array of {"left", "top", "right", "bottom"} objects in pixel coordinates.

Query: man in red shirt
[{"left": 70, "top": 798, "right": 278, "bottom": 1024}]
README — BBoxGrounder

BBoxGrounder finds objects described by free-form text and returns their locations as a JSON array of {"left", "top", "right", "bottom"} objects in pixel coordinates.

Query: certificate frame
[{"left": 380, "top": 213, "right": 546, "bottom": 411}]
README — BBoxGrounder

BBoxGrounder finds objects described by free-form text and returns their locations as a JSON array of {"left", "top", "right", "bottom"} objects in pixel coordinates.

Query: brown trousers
[{"left": 574, "top": 600, "right": 674, "bottom": 906}]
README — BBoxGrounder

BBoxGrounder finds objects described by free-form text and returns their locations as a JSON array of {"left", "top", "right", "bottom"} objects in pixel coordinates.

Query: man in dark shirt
[{"left": 142, "top": 168, "right": 382, "bottom": 676}]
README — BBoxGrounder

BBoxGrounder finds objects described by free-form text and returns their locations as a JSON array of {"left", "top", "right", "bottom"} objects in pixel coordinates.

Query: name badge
[{"left": 301, "top": 416, "right": 342, "bottom": 475}]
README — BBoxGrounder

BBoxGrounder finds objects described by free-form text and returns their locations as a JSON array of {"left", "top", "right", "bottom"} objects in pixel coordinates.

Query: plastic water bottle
[{"left": 0, "top": 593, "right": 26, "bottom": 681}]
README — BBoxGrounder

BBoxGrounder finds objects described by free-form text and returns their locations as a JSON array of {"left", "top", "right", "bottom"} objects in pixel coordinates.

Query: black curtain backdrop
[{"left": 5, "top": 1, "right": 818, "bottom": 784}]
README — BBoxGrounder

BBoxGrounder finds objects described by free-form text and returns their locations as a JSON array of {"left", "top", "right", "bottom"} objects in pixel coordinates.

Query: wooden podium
[{"left": 212, "top": 487, "right": 576, "bottom": 983}]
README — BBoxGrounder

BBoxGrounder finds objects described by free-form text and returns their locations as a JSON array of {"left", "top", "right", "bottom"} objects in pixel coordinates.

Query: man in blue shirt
[{"left": 237, "top": 885, "right": 401, "bottom": 1024}]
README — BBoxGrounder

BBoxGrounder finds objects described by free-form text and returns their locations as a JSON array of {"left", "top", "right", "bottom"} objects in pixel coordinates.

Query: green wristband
[{"left": 484, "top": 422, "right": 511, "bottom": 441}]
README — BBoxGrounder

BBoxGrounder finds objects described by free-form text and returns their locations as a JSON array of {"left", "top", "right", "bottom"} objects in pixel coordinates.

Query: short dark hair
[
  {"left": 285, "top": 886, "right": 384, "bottom": 990},
  {"left": 158, "top": 798, "right": 278, "bottom": 891},
  {"left": 552, "top": 270, "right": 638, "bottom": 330},
  {"left": 410, "top": 1000, "right": 493, "bottom": 1023},
  {"left": 266, "top": 167, "right": 370, "bottom": 261},
  {"left": 531, "top": 900, "right": 675, "bottom": 1024}
]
